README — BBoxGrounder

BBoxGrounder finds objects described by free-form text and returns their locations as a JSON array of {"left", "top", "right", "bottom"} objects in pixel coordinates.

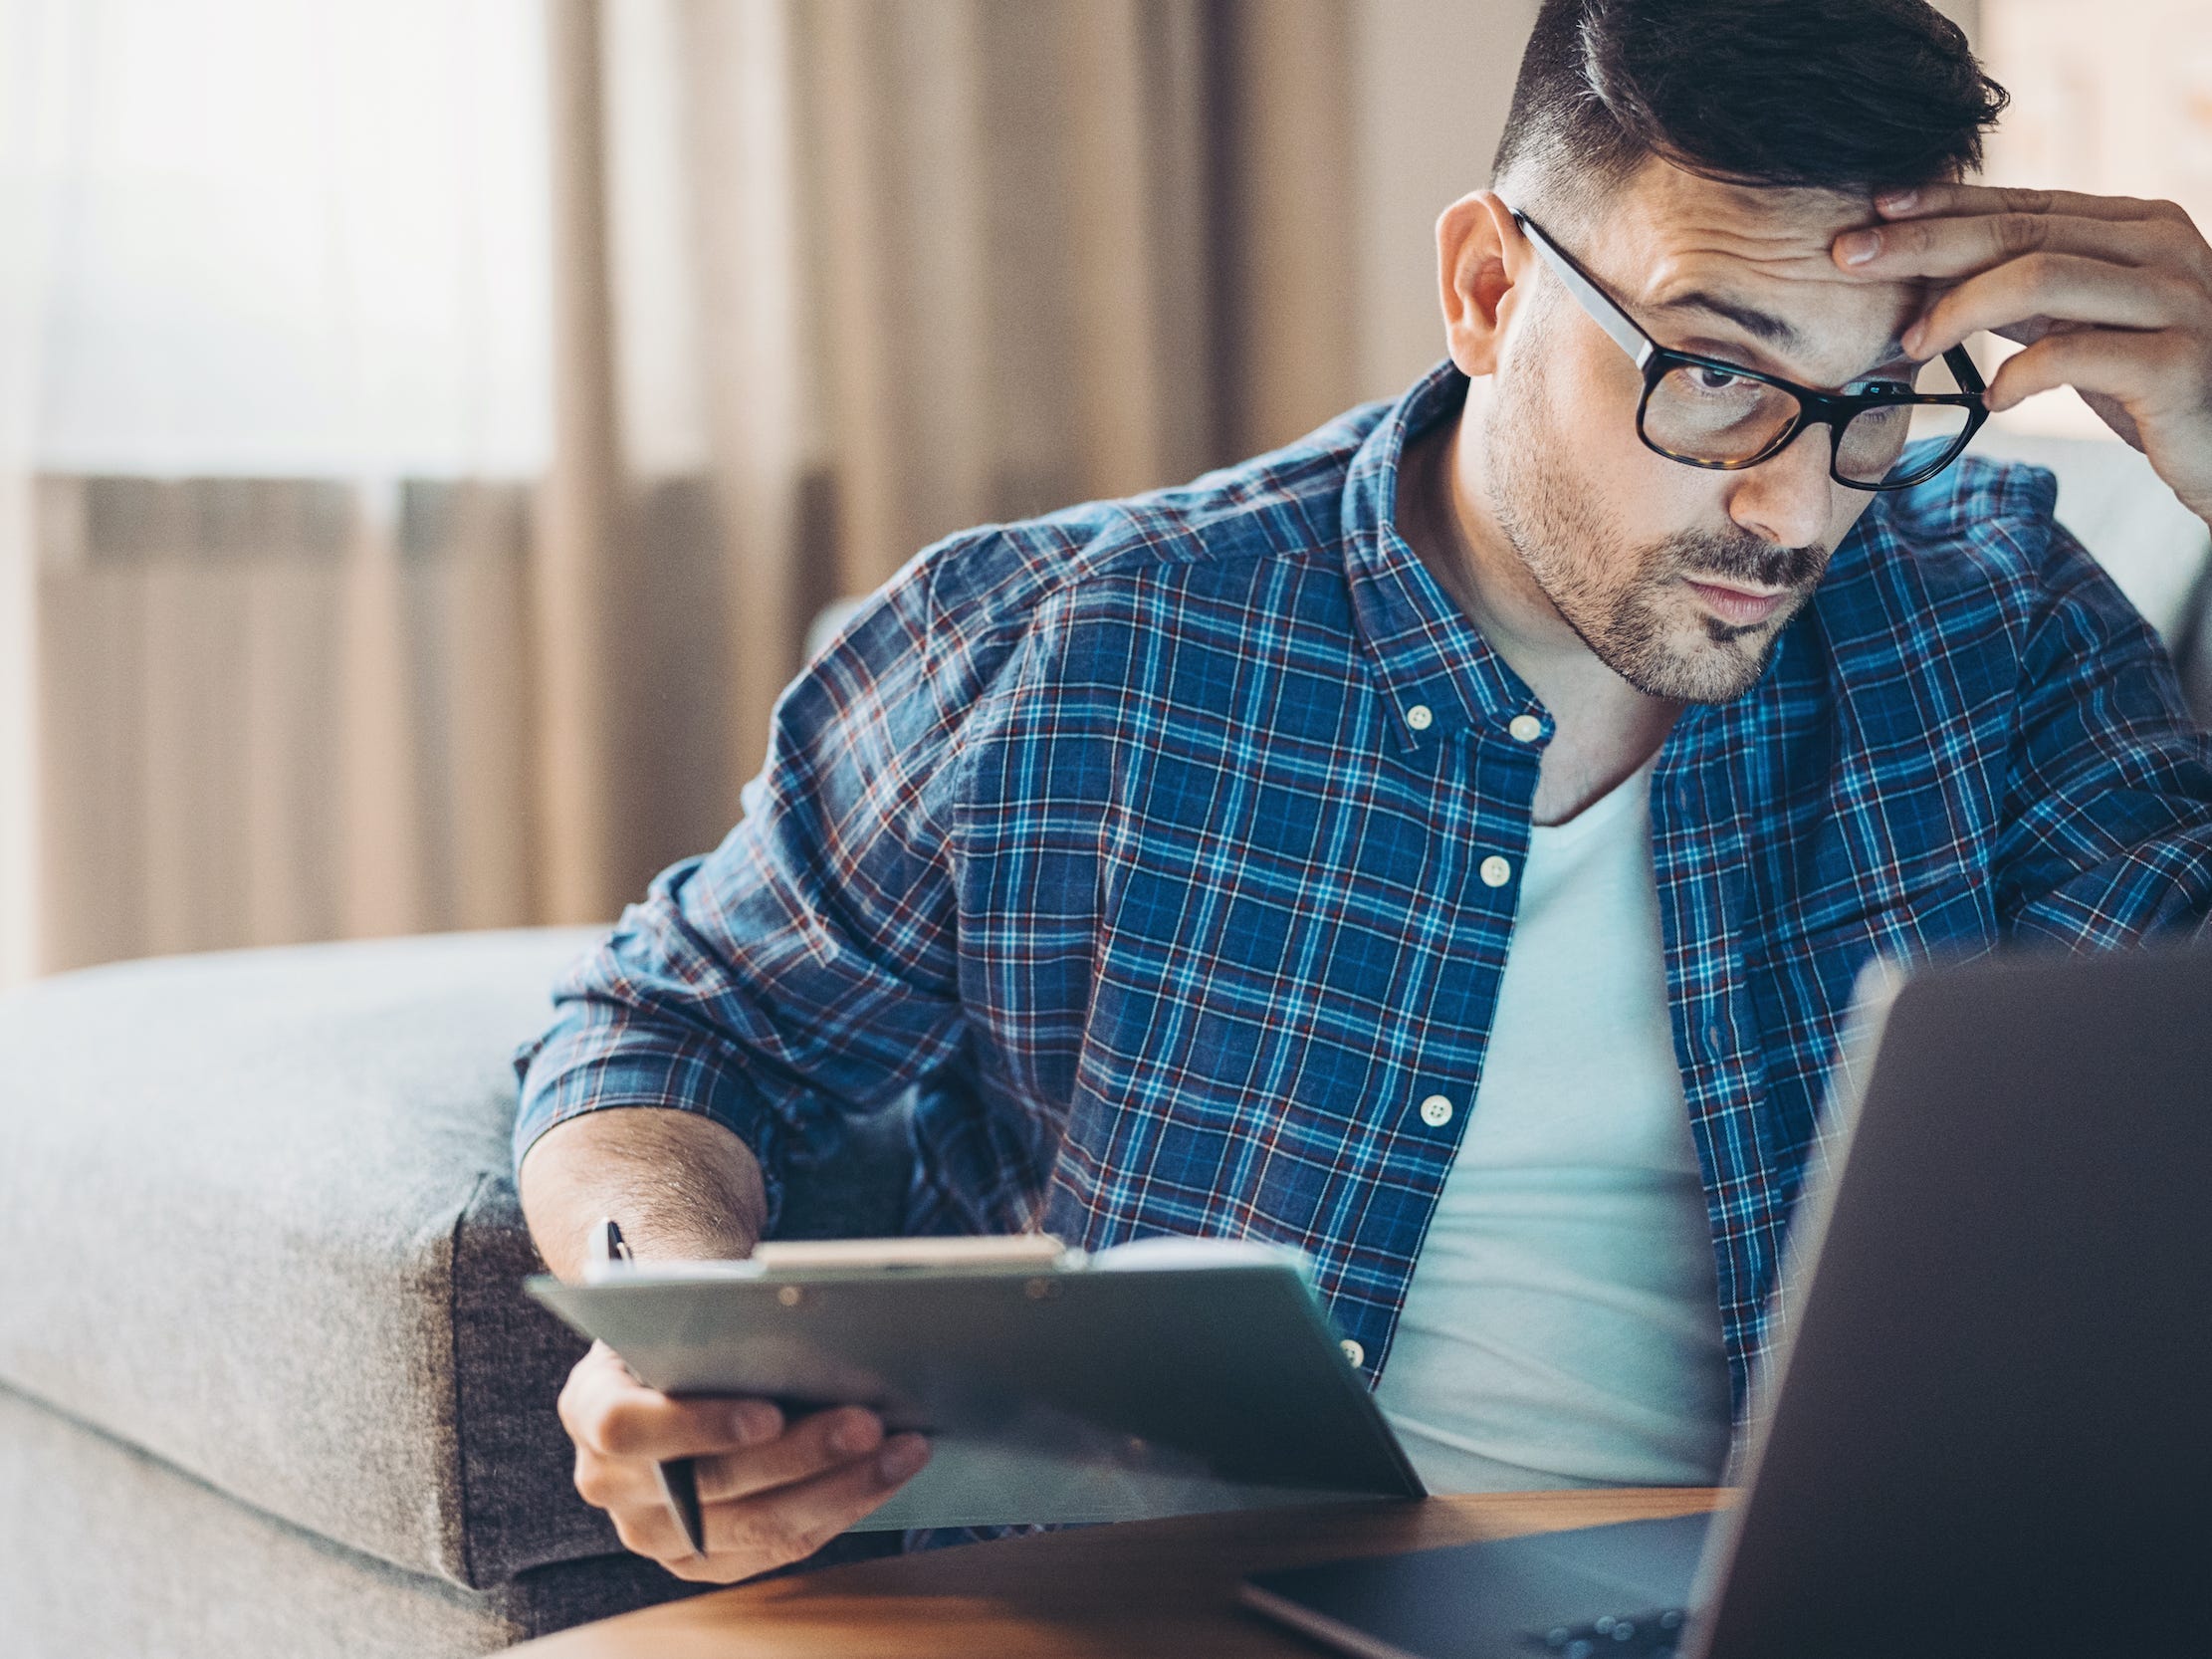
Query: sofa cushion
[
  {"left": 1, "top": 1379, "right": 909, "bottom": 1658},
  {"left": 0, "top": 926, "right": 924, "bottom": 1588},
  {"left": 0, "top": 928, "right": 921, "bottom": 1597},
  {"left": 0, "top": 929, "right": 624, "bottom": 1587}
]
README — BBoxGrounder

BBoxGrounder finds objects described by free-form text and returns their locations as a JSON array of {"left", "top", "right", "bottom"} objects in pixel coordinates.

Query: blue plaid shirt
[{"left": 516, "top": 358, "right": 2212, "bottom": 1432}]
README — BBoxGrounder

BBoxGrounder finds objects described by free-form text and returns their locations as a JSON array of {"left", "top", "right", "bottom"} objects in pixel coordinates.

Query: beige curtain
[
  {"left": 18, "top": 0, "right": 1530, "bottom": 979},
  {"left": 31, "top": 476, "right": 542, "bottom": 965},
  {"left": 536, "top": 0, "right": 1376, "bottom": 926}
]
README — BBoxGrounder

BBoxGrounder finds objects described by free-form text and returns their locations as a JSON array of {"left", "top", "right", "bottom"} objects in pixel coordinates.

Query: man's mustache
[{"left": 1659, "top": 529, "right": 1827, "bottom": 593}]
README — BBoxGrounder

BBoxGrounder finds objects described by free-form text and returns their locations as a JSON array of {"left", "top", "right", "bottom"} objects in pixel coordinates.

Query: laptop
[{"left": 1242, "top": 940, "right": 2212, "bottom": 1658}]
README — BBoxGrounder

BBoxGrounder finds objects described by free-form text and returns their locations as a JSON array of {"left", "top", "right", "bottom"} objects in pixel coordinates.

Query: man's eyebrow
[
  {"left": 1649, "top": 289, "right": 1804, "bottom": 351},
  {"left": 1651, "top": 290, "right": 1918, "bottom": 378}
]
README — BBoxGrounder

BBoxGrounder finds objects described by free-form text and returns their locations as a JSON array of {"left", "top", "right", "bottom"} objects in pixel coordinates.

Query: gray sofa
[{"left": 0, "top": 927, "right": 909, "bottom": 1657}]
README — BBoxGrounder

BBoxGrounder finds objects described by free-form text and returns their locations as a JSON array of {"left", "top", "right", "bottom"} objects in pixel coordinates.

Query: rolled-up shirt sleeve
[
  {"left": 511, "top": 531, "right": 1033, "bottom": 1234},
  {"left": 1997, "top": 520, "right": 2212, "bottom": 946}
]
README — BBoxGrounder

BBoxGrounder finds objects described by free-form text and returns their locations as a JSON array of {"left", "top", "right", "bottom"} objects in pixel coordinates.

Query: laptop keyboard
[{"left": 1525, "top": 1607, "right": 1687, "bottom": 1657}]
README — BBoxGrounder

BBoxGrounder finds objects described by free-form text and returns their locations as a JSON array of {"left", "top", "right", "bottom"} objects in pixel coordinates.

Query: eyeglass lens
[{"left": 1643, "top": 353, "right": 1971, "bottom": 483}]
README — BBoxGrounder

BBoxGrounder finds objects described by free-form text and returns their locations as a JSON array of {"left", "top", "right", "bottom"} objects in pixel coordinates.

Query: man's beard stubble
[{"left": 1481, "top": 322, "right": 1830, "bottom": 705}]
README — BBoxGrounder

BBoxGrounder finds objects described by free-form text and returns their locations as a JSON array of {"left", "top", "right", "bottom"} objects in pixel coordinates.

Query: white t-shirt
[{"left": 1370, "top": 755, "right": 1733, "bottom": 1492}]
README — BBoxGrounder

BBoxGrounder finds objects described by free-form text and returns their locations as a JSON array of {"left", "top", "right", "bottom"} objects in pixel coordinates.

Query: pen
[{"left": 590, "top": 1218, "right": 708, "bottom": 1560}]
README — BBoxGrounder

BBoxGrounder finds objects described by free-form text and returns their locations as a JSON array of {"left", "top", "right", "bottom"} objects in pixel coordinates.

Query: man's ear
[{"left": 1436, "top": 190, "right": 1528, "bottom": 378}]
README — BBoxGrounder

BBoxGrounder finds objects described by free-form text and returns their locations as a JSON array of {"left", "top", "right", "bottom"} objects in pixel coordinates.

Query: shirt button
[
  {"left": 1508, "top": 713, "right": 1543, "bottom": 743},
  {"left": 1479, "top": 854, "right": 1513, "bottom": 888},
  {"left": 1340, "top": 1337, "right": 1366, "bottom": 1369},
  {"left": 1419, "top": 1093, "right": 1454, "bottom": 1128},
  {"left": 1405, "top": 704, "right": 1434, "bottom": 731}
]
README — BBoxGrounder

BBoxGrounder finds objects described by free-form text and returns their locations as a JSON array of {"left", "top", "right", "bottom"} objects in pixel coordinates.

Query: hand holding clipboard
[
  {"left": 566, "top": 1220, "right": 937, "bottom": 1577},
  {"left": 588, "top": 1219, "right": 708, "bottom": 1558},
  {"left": 539, "top": 1233, "right": 1421, "bottom": 1534}
]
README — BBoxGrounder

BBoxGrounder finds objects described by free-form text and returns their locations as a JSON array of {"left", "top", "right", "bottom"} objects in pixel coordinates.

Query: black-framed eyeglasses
[{"left": 1511, "top": 209, "right": 1989, "bottom": 491}]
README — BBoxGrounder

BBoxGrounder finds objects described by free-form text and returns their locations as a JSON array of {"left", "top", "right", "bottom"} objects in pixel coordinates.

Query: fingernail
[
  {"left": 731, "top": 1400, "right": 782, "bottom": 1444},
  {"left": 1876, "top": 188, "right": 1918, "bottom": 213},
  {"left": 877, "top": 1435, "right": 930, "bottom": 1485},
  {"left": 1838, "top": 229, "right": 1881, "bottom": 266},
  {"left": 829, "top": 1412, "right": 881, "bottom": 1457},
  {"left": 1902, "top": 322, "right": 1925, "bottom": 356}
]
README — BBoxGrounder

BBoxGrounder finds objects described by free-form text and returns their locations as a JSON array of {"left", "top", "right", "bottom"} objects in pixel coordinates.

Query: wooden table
[{"left": 514, "top": 1488, "right": 1727, "bottom": 1658}]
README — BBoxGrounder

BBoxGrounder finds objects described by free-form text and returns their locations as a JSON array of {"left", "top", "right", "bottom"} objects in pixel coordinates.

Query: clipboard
[{"left": 527, "top": 1235, "right": 1428, "bottom": 1532}]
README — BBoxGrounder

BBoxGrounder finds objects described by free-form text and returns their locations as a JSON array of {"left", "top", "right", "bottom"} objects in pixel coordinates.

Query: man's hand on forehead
[{"left": 1829, "top": 181, "right": 2212, "bottom": 526}]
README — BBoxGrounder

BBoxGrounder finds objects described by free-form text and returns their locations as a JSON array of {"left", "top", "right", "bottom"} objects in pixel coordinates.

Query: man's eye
[{"left": 1689, "top": 365, "right": 1746, "bottom": 391}]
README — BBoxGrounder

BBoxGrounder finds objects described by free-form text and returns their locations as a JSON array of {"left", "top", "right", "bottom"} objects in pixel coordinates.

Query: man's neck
[{"left": 1394, "top": 396, "right": 1683, "bottom": 828}]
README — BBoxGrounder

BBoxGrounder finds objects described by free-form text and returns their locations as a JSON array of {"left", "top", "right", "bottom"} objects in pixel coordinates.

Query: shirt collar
[{"left": 1341, "top": 358, "right": 1549, "bottom": 757}]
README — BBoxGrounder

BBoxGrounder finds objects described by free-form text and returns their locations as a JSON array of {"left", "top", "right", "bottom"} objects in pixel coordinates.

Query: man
[{"left": 514, "top": 0, "right": 2212, "bottom": 1586}]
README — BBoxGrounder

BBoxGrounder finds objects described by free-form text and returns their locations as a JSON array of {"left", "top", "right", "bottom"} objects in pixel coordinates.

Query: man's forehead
[{"left": 1593, "top": 161, "right": 1926, "bottom": 372}]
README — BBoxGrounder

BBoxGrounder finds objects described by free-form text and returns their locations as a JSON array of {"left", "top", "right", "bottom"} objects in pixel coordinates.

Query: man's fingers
[
  {"left": 1903, "top": 253, "right": 2197, "bottom": 359},
  {"left": 1874, "top": 181, "right": 2193, "bottom": 227},
  {"left": 1845, "top": 182, "right": 2212, "bottom": 515},
  {"left": 691, "top": 1405, "right": 887, "bottom": 1504},
  {"left": 558, "top": 1342, "right": 784, "bottom": 1460},
  {"left": 601, "top": 1425, "right": 928, "bottom": 1584},
  {"left": 1838, "top": 212, "right": 2182, "bottom": 283},
  {"left": 1983, "top": 328, "right": 2178, "bottom": 415},
  {"left": 606, "top": 1494, "right": 700, "bottom": 1566},
  {"left": 572, "top": 1443, "right": 667, "bottom": 1512},
  {"left": 698, "top": 1433, "right": 933, "bottom": 1563}
]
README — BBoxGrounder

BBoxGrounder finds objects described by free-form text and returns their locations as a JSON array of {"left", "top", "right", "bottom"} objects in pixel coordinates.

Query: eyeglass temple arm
[{"left": 1510, "top": 209, "right": 1657, "bottom": 371}]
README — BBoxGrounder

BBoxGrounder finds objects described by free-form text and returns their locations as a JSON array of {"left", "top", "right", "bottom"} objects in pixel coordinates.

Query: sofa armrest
[{"left": 0, "top": 926, "right": 922, "bottom": 1591}]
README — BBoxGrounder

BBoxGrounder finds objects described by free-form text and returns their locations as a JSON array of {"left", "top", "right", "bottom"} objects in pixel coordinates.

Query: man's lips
[{"left": 1681, "top": 576, "right": 1787, "bottom": 625}]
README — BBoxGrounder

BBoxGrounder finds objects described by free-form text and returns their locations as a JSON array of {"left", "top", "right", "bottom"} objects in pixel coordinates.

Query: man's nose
[{"left": 1725, "top": 424, "right": 1837, "bottom": 551}]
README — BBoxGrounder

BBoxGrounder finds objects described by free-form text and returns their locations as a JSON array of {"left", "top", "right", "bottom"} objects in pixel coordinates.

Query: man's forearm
[{"left": 519, "top": 1106, "right": 770, "bottom": 1280}]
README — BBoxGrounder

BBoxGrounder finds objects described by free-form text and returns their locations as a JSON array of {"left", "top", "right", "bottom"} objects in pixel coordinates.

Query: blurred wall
[
  {"left": 1351, "top": 0, "right": 1540, "bottom": 400},
  {"left": 1976, "top": 0, "right": 2212, "bottom": 435}
]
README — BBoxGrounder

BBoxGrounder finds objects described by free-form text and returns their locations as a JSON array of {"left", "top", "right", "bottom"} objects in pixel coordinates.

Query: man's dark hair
[{"left": 1493, "top": 0, "right": 2009, "bottom": 211}]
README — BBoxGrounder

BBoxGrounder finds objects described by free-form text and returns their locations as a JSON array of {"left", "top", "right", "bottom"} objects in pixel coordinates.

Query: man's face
[{"left": 1482, "top": 161, "right": 1930, "bottom": 702}]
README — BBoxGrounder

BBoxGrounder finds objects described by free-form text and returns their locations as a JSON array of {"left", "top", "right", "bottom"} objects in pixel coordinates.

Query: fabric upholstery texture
[
  {"left": 0, "top": 926, "right": 915, "bottom": 1599},
  {"left": 0, "top": 1381, "right": 717, "bottom": 1658},
  {"left": 0, "top": 928, "right": 611, "bottom": 1585}
]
